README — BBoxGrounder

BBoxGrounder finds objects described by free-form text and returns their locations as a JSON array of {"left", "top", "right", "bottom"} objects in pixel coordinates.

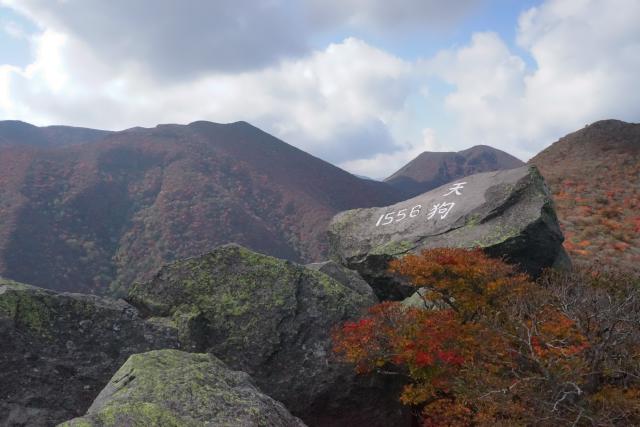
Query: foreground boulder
[
  {"left": 0, "top": 279, "right": 179, "bottom": 427},
  {"left": 59, "top": 349, "right": 306, "bottom": 427},
  {"left": 127, "top": 244, "right": 408, "bottom": 426},
  {"left": 328, "top": 166, "right": 567, "bottom": 300}
]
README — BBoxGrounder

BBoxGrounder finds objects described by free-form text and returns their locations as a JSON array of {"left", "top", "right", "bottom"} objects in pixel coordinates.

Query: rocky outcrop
[
  {"left": 328, "top": 166, "right": 567, "bottom": 300},
  {"left": 127, "top": 244, "right": 408, "bottom": 426},
  {"left": 306, "top": 260, "right": 378, "bottom": 303},
  {"left": 0, "top": 279, "right": 179, "bottom": 427},
  {"left": 59, "top": 349, "right": 306, "bottom": 427}
]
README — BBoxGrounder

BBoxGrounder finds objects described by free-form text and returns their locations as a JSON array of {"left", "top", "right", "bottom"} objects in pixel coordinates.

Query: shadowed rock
[
  {"left": 0, "top": 279, "right": 179, "bottom": 427},
  {"left": 127, "top": 244, "right": 409, "bottom": 427},
  {"left": 58, "top": 349, "right": 306, "bottom": 427},
  {"left": 306, "top": 260, "right": 378, "bottom": 303},
  {"left": 328, "top": 165, "right": 567, "bottom": 300}
]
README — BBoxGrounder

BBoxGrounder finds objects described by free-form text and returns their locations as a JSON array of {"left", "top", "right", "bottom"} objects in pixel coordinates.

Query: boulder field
[
  {"left": 1, "top": 166, "right": 568, "bottom": 426},
  {"left": 1, "top": 245, "right": 407, "bottom": 427},
  {"left": 0, "top": 279, "right": 179, "bottom": 427},
  {"left": 127, "top": 244, "right": 407, "bottom": 426}
]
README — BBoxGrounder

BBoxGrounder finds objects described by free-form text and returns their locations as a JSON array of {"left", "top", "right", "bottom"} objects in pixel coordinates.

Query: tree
[{"left": 332, "top": 248, "right": 640, "bottom": 426}]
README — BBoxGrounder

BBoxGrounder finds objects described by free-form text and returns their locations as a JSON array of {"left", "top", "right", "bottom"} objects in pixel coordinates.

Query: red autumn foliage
[
  {"left": 333, "top": 248, "right": 640, "bottom": 426},
  {"left": 529, "top": 120, "right": 640, "bottom": 273}
]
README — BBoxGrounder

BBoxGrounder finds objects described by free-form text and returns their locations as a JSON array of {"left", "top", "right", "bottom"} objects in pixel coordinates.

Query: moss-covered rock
[
  {"left": 0, "top": 278, "right": 179, "bottom": 427},
  {"left": 127, "top": 244, "right": 408, "bottom": 426},
  {"left": 305, "top": 260, "right": 377, "bottom": 303},
  {"left": 328, "top": 166, "right": 568, "bottom": 300},
  {"left": 58, "top": 349, "right": 306, "bottom": 427}
]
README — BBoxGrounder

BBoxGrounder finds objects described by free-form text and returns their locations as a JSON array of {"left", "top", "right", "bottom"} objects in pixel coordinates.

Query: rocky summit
[
  {"left": 59, "top": 349, "right": 306, "bottom": 427},
  {"left": 328, "top": 165, "right": 568, "bottom": 300}
]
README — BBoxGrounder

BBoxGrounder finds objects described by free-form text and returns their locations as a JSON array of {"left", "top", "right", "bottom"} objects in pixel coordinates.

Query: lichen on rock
[
  {"left": 58, "top": 349, "right": 306, "bottom": 427},
  {"left": 126, "top": 244, "right": 407, "bottom": 426},
  {"left": 0, "top": 278, "right": 179, "bottom": 427}
]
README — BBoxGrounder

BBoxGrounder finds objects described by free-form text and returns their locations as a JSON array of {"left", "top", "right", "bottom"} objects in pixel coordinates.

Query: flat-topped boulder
[
  {"left": 0, "top": 279, "right": 179, "bottom": 427},
  {"left": 328, "top": 166, "right": 567, "bottom": 300},
  {"left": 59, "top": 349, "right": 306, "bottom": 427}
]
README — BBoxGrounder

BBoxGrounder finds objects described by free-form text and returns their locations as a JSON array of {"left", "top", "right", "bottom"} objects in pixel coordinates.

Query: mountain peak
[
  {"left": 385, "top": 144, "right": 524, "bottom": 198},
  {"left": 529, "top": 119, "right": 639, "bottom": 271},
  {"left": 0, "top": 119, "right": 400, "bottom": 294}
]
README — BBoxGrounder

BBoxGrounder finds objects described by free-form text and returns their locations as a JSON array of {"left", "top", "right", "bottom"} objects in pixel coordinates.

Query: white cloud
[
  {"left": 307, "top": 0, "right": 479, "bottom": 32},
  {"left": 2, "top": 0, "right": 308, "bottom": 78},
  {"left": 1, "top": 0, "right": 479, "bottom": 79},
  {"left": 426, "top": 0, "right": 640, "bottom": 160},
  {"left": 1, "top": 0, "right": 638, "bottom": 179},
  {"left": 0, "top": 35, "right": 416, "bottom": 165},
  {"left": 340, "top": 128, "right": 440, "bottom": 179}
]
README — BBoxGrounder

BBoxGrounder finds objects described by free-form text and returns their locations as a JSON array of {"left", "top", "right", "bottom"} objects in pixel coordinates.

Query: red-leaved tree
[{"left": 333, "top": 248, "right": 640, "bottom": 426}]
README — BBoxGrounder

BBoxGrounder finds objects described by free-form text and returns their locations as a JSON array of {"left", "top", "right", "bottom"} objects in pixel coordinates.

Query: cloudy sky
[{"left": 0, "top": 0, "right": 638, "bottom": 178}]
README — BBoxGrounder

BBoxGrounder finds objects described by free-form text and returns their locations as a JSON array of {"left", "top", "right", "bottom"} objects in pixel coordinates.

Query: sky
[{"left": 0, "top": 0, "right": 638, "bottom": 178}]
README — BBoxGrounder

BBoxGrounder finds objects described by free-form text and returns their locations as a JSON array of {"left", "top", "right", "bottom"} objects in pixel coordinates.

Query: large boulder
[
  {"left": 59, "top": 349, "right": 306, "bottom": 427},
  {"left": 127, "top": 244, "right": 409, "bottom": 426},
  {"left": 328, "top": 166, "right": 567, "bottom": 300},
  {"left": 0, "top": 279, "right": 179, "bottom": 427}
]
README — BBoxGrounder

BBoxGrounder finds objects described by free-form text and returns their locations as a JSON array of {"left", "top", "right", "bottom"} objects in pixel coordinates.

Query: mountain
[
  {"left": 0, "top": 120, "right": 112, "bottom": 147},
  {"left": 385, "top": 145, "right": 524, "bottom": 197},
  {"left": 0, "top": 120, "right": 400, "bottom": 294},
  {"left": 529, "top": 119, "right": 640, "bottom": 270}
]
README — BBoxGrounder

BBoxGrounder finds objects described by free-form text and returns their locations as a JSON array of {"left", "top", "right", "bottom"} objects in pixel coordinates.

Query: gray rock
[
  {"left": 401, "top": 288, "right": 443, "bottom": 311},
  {"left": 58, "top": 349, "right": 306, "bottom": 427},
  {"left": 306, "top": 260, "right": 378, "bottom": 303},
  {"left": 127, "top": 244, "right": 409, "bottom": 427},
  {"left": 328, "top": 166, "right": 566, "bottom": 300},
  {"left": 0, "top": 278, "right": 179, "bottom": 427}
]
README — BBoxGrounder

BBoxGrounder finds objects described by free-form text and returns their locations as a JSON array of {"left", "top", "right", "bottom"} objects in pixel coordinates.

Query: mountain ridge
[
  {"left": 0, "top": 120, "right": 401, "bottom": 294},
  {"left": 0, "top": 120, "right": 113, "bottom": 148},
  {"left": 529, "top": 119, "right": 640, "bottom": 270}
]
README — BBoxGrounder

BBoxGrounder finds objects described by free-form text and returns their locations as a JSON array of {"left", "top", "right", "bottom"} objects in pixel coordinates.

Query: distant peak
[
  {"left": 187, "top": 120, "right": 254, "bottom": 128},
  {"left": 0, "top": 120, "right": 39, "bottom": 128},
  {"left": 463, "top": 144, "right": 493, "bottom": 151},
  {"left": 230, "top": 120, "right": 252, "bottom": 127},
  {"left": 587, "top": 119, "right": 629, "bottom": 127},
  {"left": 385, "top": 143, "right": 524, "bottom": 197}
]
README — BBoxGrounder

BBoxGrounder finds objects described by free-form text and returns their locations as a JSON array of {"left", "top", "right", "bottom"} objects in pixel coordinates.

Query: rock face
[
  {"left": 0, "top": 279, "right": 179, "bottom": 427},
  {"left": 127, "top": 244, "right": 408, "bottom": 426},
  {"left": 306, "top": 260, "right": 378, "bottom": 303},
  {"left": 328, "top": 166, "right": 566, "bottom": 300},
  {"left": 59, "top": 349, "right": 306, "bottom": 427}
]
